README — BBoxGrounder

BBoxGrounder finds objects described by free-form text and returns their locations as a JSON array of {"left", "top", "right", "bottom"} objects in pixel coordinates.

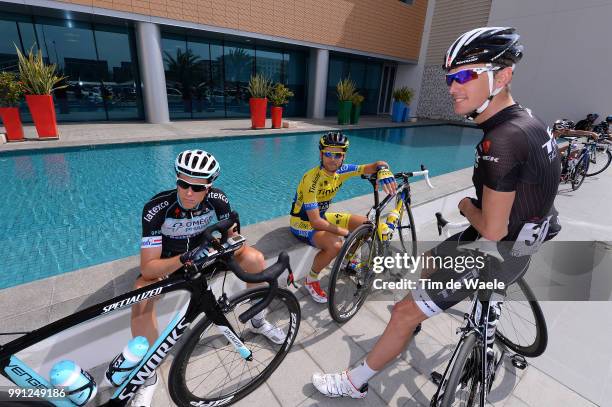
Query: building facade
[{"left": 0, "top": 0, "right": 428, "bottom": 123}]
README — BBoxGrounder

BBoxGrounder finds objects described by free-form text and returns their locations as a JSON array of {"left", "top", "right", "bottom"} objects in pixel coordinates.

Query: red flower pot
[
  {"left": 271, "top": 106, "right": 283, "bottom": 129},
  {"left": 26, "top": 94, "right": 59, "bottom": 138},
  {"left": 0, "top": 107, "right": 25, "bottom": 142},
  {"left": 249, "top": 98, "right": 268, "bottom": 129}
]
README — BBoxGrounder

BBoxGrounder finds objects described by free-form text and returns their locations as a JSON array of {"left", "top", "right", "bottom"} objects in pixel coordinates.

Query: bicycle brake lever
[{"left": 286, "top": 263, "right": 298, "bottom": 288}]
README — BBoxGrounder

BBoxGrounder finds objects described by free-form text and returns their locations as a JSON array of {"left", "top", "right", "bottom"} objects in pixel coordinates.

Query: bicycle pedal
[
  {"left": 430, "top": 371, "right": 443, "bottom": 385},
  {"left": 510, "top": 354, "right": 528, "bottom": 370}
]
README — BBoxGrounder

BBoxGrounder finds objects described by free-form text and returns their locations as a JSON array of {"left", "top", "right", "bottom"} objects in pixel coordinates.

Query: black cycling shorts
[{"left": 412, "top": 227, "right": 530, "bottom": 317}]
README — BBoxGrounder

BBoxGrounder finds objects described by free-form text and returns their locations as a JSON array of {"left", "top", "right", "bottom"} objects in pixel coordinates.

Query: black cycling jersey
[
  {"left": 141, "top": 188, "right": 231, "bottom": 258},
  {"left": 473, "top": 104, "right": 561, "bottom": 243}
]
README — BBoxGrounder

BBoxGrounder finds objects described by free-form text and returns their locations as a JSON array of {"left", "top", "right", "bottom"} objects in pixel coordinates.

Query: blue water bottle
[
  {"left": 49, "top": 360, "right": 97, "bottom": 406},
  {"left": 105, "top": 336, "right": 150, "bottom": 386}
]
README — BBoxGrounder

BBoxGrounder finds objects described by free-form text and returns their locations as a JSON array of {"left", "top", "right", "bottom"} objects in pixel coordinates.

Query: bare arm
[
  {"left": 140, "top": 247, "right": 183, "bottom": 281},
  {"left": 459, "top": 186, "right": 515, "bottom": 241}
]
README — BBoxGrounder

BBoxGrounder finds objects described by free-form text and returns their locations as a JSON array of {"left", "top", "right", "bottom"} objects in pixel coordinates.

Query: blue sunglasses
[
  {"left": 322, "top": 151, "right": 345, "bottom": 159},
  {"left": 446, "top": 66, "right": 499, "bottom": 86}
]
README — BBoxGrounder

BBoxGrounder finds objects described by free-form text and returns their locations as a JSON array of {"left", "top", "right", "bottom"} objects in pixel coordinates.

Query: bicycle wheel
[
  {"left": 586, "top": 147, "right": 611, "bottom": 176},
  {"left": 440, "top": 333, "right": 483, "bottom": 407},
  {"left": 570, "top": 157, "right": 588, "bottom": 190},
  {"left": 168, "top": 288, "right": 300, "bottom": 406},
  {"left": 397, "top": 196, "right": 417, "bottom": 257},
  {"left": 328, "top": 223, "right": 379, "bottom": 323},
  {"left": 495, "top": 278, "right": 547, "bottom": 357}
]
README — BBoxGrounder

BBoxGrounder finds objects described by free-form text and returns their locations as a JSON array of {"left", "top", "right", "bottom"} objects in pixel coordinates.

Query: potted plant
[
  {"left": 16, "top": 47, "right": 66, "bottom": 139},
  {"left": 391, "top": 86, "right": 414, "bottom": 122},
  {"left": 336, "top": 78, "right": 356, "bottom": 125},
  {"left": 0, "top": 72, "right": 25, "bottom": 142},
  {"left": 269, "top": 83, "right": 294, "bottom": 129},
  {"left": 350, "top": 93, "right": 364, "bottom": 125},
  {"left": 247, "top": 74, "right": 271, "bottom": 129}
]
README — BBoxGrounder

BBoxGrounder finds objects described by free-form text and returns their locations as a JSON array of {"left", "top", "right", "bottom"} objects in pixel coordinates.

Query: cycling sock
[
  {"left": 306, "top": 269, "right": 320, "bottom": 283},
  {"left": 251, "top": 309, "right": 266, "bottom": 327},
  {"left": 348, "top": 360, "right": 377, "bottom": 388}
]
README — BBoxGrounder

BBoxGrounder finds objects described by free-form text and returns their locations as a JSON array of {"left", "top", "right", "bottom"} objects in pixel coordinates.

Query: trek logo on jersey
[
  {"left": 141, "top": 236, "right": 162, "bottom": 248},
  {"left": 542, "top": 127, "right": 558, "bottom": 162},
  {"left": 143, "top": 201, "right": 169, "bottom": 222}
]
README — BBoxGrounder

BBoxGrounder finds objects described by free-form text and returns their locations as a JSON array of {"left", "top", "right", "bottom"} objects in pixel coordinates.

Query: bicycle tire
[
  {"left": 168, "top": 287, "right": 300, "bottom": 406},
  {"left": 440, "top": 333, "right": 482, "bottom": 407},
  {"left": 397, "top": 196, "right": 417, "bottom": 257},
  {"left": 586, "top": 148, "right": 612, "bottom": 177},
  {"left": 328, "top": 223, "right": 378, "bottom": 323},
  {"left": 571, "top": 156, "right": 588, "bottom": 190},
  {"left": 495, "top": 277, "right": 548, "bottom": 357}
]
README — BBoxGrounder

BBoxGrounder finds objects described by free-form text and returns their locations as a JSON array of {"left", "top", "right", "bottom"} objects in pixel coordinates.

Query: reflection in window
[
  {"left": 224, "top": 43, "right": 254, "bottom": 118},
  {"left": 326, "top": 55, "right": 382, "bottom": 116}
]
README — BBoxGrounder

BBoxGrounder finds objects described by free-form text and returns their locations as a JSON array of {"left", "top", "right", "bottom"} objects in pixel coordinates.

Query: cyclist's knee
[
  {"left": 389, "top": 299, "right": 427, "bottom": 330},
  {"left": 237, "top": 246, "right": 265, "bottom": 273}
]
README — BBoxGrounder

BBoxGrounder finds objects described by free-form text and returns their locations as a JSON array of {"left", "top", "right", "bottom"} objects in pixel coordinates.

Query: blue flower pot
[
  {"left": 402, "top": 106, "right": 410, "bottom": 122},
  {"left": 391, "top": 100, "right": 405, "bottom": 122}
]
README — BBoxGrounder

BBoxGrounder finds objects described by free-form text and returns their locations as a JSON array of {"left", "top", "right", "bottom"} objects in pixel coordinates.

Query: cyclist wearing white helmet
[
  {"left": 130, "top": 150, "right": 286, "bottom": 406},
  {"left": 312, "top": 27, "right": 561, "bottom": 399},
  {"left": 289, "top": 131, "right": 397, "bottom": 303}
]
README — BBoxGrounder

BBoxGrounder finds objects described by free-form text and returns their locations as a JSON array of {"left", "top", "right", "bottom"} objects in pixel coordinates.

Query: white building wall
[{"left": 489, "top": 0, "right": 612, "bottom": 125}]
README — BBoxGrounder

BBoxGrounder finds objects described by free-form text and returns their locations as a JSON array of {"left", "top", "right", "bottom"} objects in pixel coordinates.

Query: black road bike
[
  {"left": 0, "top": 216, "right": 300, "bottom": 406},
  {"left": 327, "top": 166, "right": 434, "bottom": 323},
  {"left": 430, "top": 214, "right": 548, "bottom": 407}
]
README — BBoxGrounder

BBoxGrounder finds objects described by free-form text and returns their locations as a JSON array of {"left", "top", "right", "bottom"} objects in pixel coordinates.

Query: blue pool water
[{"left": 0, "top": 125, "right": 481, "bottom": 289}]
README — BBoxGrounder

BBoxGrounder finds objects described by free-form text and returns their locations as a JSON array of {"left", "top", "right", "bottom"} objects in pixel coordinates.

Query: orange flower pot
[
  {"left": 249, "top": 98, "right": 267, "bottom": 129},
  {"left": 271, "top": 106, "right": 283, "bottom": 129},
  {"left": 0, "top": 107, "right": 25, "bottom": 142},
  {"left": 26, "top": 94, "right": 59, "bottom": 138}
]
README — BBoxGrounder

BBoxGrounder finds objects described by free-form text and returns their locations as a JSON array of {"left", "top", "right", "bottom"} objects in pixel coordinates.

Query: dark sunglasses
[
  {"left": 445, "top": 66, "right": 499, "bottom": 86},
  {"left": 322, "top": 151, "right": 345, "bottom": 160},
  {"left": 176, "top": 178, "right": 212, "bottom": 192}
]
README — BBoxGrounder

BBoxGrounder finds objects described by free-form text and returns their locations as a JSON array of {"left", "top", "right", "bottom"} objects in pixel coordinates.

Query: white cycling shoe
[
  {"left": 312, "top": 371, "right": 368, "bottom": 399},
  {"left": 248, "top": 318, "right": 287, "bottom": 345},
  {"left": 130, "top": 372, "right": 159, "bottom": 407}
]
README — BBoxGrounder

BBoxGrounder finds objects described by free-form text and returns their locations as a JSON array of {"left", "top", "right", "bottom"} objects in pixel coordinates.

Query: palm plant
[
  {"left": 247, "top": 74, "right": 272, "bottom": 99},
  {"left": 336, "top": 78, "right": 356, "bottom": 101},
  {"left": 16, "top": 47, "right": 66, "bottom": 95}
]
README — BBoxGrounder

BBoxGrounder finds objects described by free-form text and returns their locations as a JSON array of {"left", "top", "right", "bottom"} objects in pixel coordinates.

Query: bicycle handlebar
[
  {"left": 435, "top": 212, "right": 469, "bottom": 237},
  {"left": 360, "top": 164, "right": 434, "bottom": 189},
  {"left": 190, "top": 212, "right": 294, "bottom": 323}
]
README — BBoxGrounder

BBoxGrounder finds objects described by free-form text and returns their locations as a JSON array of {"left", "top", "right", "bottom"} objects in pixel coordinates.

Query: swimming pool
[{"left": 0, "top": 125, "right": 482, "bottom": 289}]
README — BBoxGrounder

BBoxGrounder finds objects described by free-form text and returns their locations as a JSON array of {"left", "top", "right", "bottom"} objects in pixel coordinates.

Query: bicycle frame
[{"left": 0, "top": 267, "right": 251, "bottom": 406}]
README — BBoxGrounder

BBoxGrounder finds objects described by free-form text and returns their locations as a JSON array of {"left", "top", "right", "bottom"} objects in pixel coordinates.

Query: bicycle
[
  {"left": 585, "top": 134, "right": 612, "bottom": 177},
  {"left": 327, "top": 165, "right": 434, "bottom": 323},
  {"left": 0, "top": 215, "right": 301, "bottom": 406},
  {"left": 430, "top": 213, "right": 548, "bottom": 407},
  {"left": 559, "top": 136, "right": 591, "bottom": 190}
]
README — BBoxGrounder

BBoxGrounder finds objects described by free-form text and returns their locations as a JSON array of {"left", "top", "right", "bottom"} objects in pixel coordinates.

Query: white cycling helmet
[{"left": 175, "top": 150, "right": 220, "bottom": 181}]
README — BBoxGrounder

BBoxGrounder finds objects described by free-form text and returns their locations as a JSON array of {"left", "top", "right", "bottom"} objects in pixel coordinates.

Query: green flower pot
[
  {"left": 350, "top": 104, "right": 361, "bottom": 124},
  {"left": 337, "top": 100, "right": 352, "bottom": 125}
]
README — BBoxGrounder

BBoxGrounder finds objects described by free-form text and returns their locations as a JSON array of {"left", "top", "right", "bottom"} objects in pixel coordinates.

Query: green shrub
[
  {"left": 392, "top": 86, "right": 414, "bottom": 104},
  {"left": 351, "top": 93, "right": 364, "bottom": 106},
  {"left": 0, "top": 72, "right": 24, "bottom": 107},
  {"left": 269, "top": 83, "right": 294, "bottom": 106}
]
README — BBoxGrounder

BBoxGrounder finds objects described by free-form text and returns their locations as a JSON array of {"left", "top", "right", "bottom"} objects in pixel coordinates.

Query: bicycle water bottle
[
  {"left": 485, "top": 295, "right": 504, "bottom": 348},
  {"left": 377, "top": 222, "right": 390, "bottom": 241},
  {"left": 105, "top": 336, "right": 150, "bottom": 386},
  {"left": 385, "top": 209, "right": 401, "bottom": 237},
  {"left": 49, "top": 360, "right": 97, "bottom": 406}
]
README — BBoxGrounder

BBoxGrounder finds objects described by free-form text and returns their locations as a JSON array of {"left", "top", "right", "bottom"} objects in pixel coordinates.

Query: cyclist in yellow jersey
[{"left": 289, "top": 131, "right": 397, "bottom": 303}]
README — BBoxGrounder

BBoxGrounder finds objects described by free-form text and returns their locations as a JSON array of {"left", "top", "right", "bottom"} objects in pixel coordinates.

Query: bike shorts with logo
[
  {"left": 412, "top": 226, "right": 531, "bottom": 318},
  {"left": 289, "top": 213, "right": 352, "bottom": 247}
]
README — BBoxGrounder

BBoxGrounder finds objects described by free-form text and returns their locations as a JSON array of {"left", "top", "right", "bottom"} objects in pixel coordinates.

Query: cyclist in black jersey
[
  {"left": 131, "top": 150, "right": 287, "bottom": 406},
  {"left": 312, "top": 27, "right": 562, "bottom": 399}
]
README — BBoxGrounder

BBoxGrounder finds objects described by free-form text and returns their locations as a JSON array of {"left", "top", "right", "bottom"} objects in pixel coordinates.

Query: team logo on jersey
[
  {"left": 542, "top": 127, "right": 558, "bottom": 162},
  {"left": 482, "top": 140, "right": 491, "bottom": 154}
]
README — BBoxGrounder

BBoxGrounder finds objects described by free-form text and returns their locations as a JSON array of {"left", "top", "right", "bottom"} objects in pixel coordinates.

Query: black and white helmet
[
  {"left": 553, "top": 119, "right": 574, "bottom": 131},
  {"left": 175, "top": 150, "right": 220, "bottom": 181},
  {"left": 319, "top": 131, "right": 349, "bottom": 151},
  {"left": 444, "top": 27, "right": 523, "bottom": 71}
]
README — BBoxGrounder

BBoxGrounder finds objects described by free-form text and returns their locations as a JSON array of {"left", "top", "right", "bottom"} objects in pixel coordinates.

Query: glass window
[
  {"left": 161, "top": 34, "right": 190, "bottom": 119},
  {"left": 256, "top": 47, "right": 283, "bottom": 83},
  {"left": 362, "top": 62, "right": 382, "bottom": 115},
  {"left": 284, "top": 50, "right": 307, "bottom": 117},
  {"left": 209, "top": 42, "right": 225, "bottom": 118},
  {"left": 94, "top": 24, "right": 143, "bottom": 120},
  {"left": 0, "top": 19, "right": 20, "bottom": 71},
  {"left": 34, "top": 18, "right": 106, "bottom": 121},
  {"left": 326, "top": 56, "right": 348, "bottom": 116},
  {"left": 187, "top": 37, "right": 211, "bottom": 119},
  {"left": 224, "top": 43, "right": 254, "bottom": 117}
]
